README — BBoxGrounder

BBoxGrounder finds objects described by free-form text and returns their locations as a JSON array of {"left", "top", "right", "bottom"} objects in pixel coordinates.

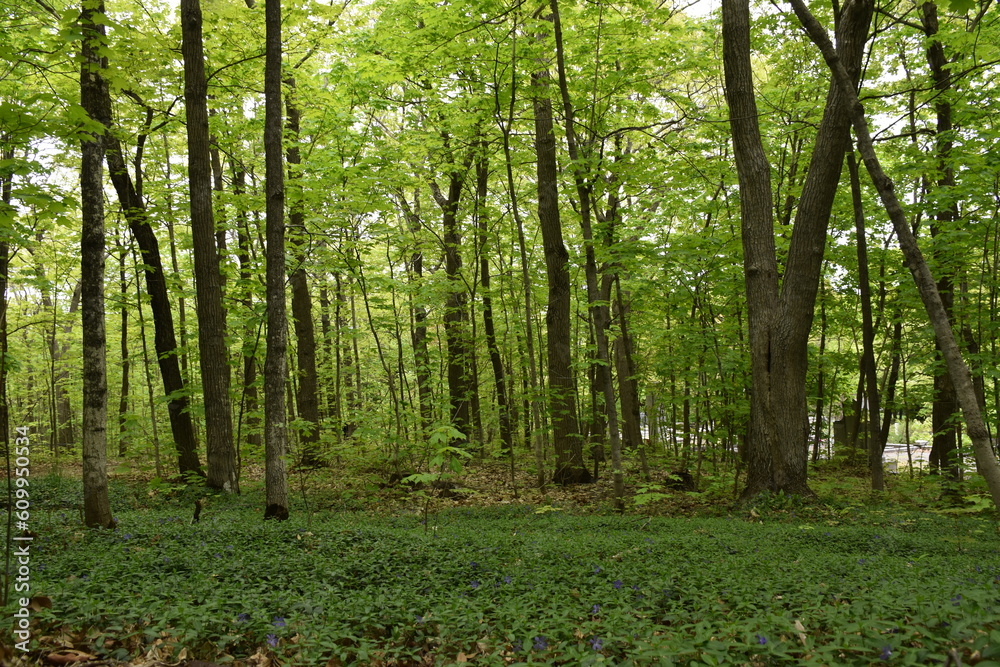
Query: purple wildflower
[
  {"left": 590, "top": 637, "right": 604, "bottom": 651},
  {"left": 533, "top": 636, "right": 548, "bottom": 650},
  {"left": 266, "top": 634, "right": 278, "bottom": 648},
  {"left": 880, "top": 645, "right": 892, "bottom": 661},
  {"left": 756, "top": 633, "right": 767, "bottom": 645},
  {"left": 613, "top": 579, "right": 623, "bottom": 589}
]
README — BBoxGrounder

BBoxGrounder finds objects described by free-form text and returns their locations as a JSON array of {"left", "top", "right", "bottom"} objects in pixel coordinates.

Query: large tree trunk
[
  {"left": 263, "top": 0, "right": 290, "bottom": 520},
  {"left": 722, "top": 0, "right": 871, "bottom": 499},
  {"left": 788, "top": 0, "right": 1000, "bottom": 511},
  {"left": 79, "top": 0, "right": 114, "bottom": 529},
  {"left": 180, "top": 0, "right": 238, "bottom": 492},
  {"left": 285, "top": 80, "right": 322, "bottom": 467},
  {"left": 532, "top": 65, "right": 590, "bottom": 485}
]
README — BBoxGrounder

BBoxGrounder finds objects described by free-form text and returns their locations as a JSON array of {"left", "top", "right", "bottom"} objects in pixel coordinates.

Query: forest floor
[{"left": 2, "top": 451, "right": 999, "bottom": 666}]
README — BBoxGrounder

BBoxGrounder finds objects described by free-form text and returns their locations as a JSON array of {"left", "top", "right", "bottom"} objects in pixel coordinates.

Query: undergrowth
[{"left": 3, "top": 474, "right": 1000, "bottom": 666}]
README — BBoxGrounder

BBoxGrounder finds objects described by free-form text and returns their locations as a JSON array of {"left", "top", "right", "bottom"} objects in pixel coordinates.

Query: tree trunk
[
  {"left": 285, "top": 79, "right": 322, "bottom": 467},
  {"left": 103, "top": 110, "right": 202, "bottom": 477},
  {"left": 848, "top": 152, "right": 885, "bottom": 490},
  {"left": 233, "top": 165, "right": 261, "bottom": 450},
  {"left": 180, "top": 0, "right": 238, "bottom": 492},
  {"left": 499, "top": 62, "right": 546, "bottom": 486},
  {"left": 435, "top": 161, "right": 473, "bottom": 446},
  {"left": 532, "top": 63, "right": 590, "bottom": 485},
  {"left": 263, "top": 0, "right": 289, "bottom": 519},
  {"left": 79, "top": 0, "right": 114, "bottom": 529},
  {"left": 476, "top": 156, "right": 514, "bottom": 457},
  {"left": 723, "top": 0, "right": 871, "bottom": 499},
  {"left": 0, "top": 144, "right": 10, "bottom": 474},
  {"left": 549, "top": 0, "right": 614, "bottom": 496},
  {"left": 922, "top": 1, "right": 961, "bottom": 481},
  {"left": 788, "top": 0, "right": 1000, "bottom": 511},
  {"left": 117, "top": 241, "right": 130, "bottom": 457},
  {"left": 403, "top": 200, "right": 434, "bottom": 441}
]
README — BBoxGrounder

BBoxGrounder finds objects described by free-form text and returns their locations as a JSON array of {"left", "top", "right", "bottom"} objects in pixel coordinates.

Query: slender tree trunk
[
  {"left": 0, "top": 142, "right": 11, "bottom": 473},
  {"left": 434, "top": 162, "right": 474, "bottom": 446},
  {"left": 532, "top": 63, "right": 590, "bottom": 485},
  {"left": 117, "top": 241, "right": 130, "bottom": 457},
  {"left": 133, "top": 246, "right": 164, "bottom": 478},
  {"left": 233, "top": 165, "right": 261, "bottom": 450},
  {"left": 103, "top": 110, "right": 202, "bottom": 477},
  {"left": 263, "top": 0, "right": 289, "bottom": 519},
  {"left": 285, "top": 80, "right": 322, "bottom": 467},
  {"left": 848, "top": 153, "right": 885, "bottom": 490},
  {"left": 476, "top": 156, "right": 514, "bottom": 457},
  {"left": 180, "top": 0, "right": 238, "bottom": 492},
  {"left": 397, "top": 194, "right": 434, "bottom": 440},
  {"left": 80, "top": 0, "right": 114, "bottom": 528},
  {"left": 789, "top": 0, "right": 1000, "bottom": 510},
  {"left": 812, "top": 280, "right": 827, "bottom": 463},
  {"left": 499, "top": 71, "right": 545, "bottom": 486}
]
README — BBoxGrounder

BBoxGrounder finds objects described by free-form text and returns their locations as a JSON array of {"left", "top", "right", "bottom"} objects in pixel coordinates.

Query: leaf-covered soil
[{"left": 3, "top": 460, "right": 1000, "bottom": 666}]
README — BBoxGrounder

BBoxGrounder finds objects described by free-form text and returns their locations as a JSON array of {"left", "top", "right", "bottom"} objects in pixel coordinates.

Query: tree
[
  {"left": 101, "top": 96, "right": 203, "bottom": 477},
  {"left": 180, "top": 0, "right": 238, "bottom": 492},
  {"left": 532, "top": 59, "right": 591, "bottom": 485},
  {"left": 79, "top": 0, "right": 114, "bottom": 529},
  {"left": 722, "top": 0, "right": 871, "bottom": 498},
  {"left": 787, "top": 0, "right": 1000, "bottom": 511},
  {"left": 263, "top": 0, "right": 290, "bottom": 520},
  {"left": 286, "top": 78, "right": 323, "bottom": 468}
]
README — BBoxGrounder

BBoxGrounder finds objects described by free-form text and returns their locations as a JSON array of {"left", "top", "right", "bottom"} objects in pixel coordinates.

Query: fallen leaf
[
  {"left": 29, "top": 595, "right": 53, "bottom": 611},
  {"left": 44, "top": 650, "right": 97, "bottom": 665},
  {"left": 794, "top": 619, "right": 808, "bottom": 646}
]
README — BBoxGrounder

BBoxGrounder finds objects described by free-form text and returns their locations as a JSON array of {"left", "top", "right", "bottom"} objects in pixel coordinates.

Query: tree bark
[
  {"left": 285, "top": 79, "right": 322, "bottom": 467},
  {"left": 233, "top": 164, "right": 261, "bottom": 450},
  {"left": 180, "top": 0, "right": 238, "bottom": 492},
  {"left": 80, "top": 0, "right": 114, "bottom": 529},
  {"left": 848, "top": 152, "right": 885, "bottom": 490},
  {"left": 117, "top": 241, "right": 130, "bottom": 457},
  {"left": 548, "top": 0, "right": 616, "bottom": 496},
  {"left": 476, "top": 156, "right": 514, "bottom": 457},
  {"left": 723, "top": 0, "right": 871, "bottom": 498},
  {"left": 921, "top": 1, "right": 961, "bottom": 481},
  {"left": 263, "top": 0, "right": 289, "bottom": 519},
  {"left": 434, "top": 158, "right": 474, "bottom": 446},
  {"left": 104, "top": 118, "right": 202, "bottom": 477},
  {"left": 788, "top": 0, "right": 1000, "bottom": 511},
  {"left": 532, "top": 63, "right": 590, "bottom": 485}
]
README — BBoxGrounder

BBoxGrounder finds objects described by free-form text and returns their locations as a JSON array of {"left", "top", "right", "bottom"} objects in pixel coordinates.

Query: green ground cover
[{"left": 3, "top": 474, "right": 1000, "bottom": 666}]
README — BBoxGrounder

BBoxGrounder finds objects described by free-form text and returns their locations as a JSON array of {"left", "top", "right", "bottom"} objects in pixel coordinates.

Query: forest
[{"left": 2, "top": 0, "right": 1000, "bottom": 662}]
